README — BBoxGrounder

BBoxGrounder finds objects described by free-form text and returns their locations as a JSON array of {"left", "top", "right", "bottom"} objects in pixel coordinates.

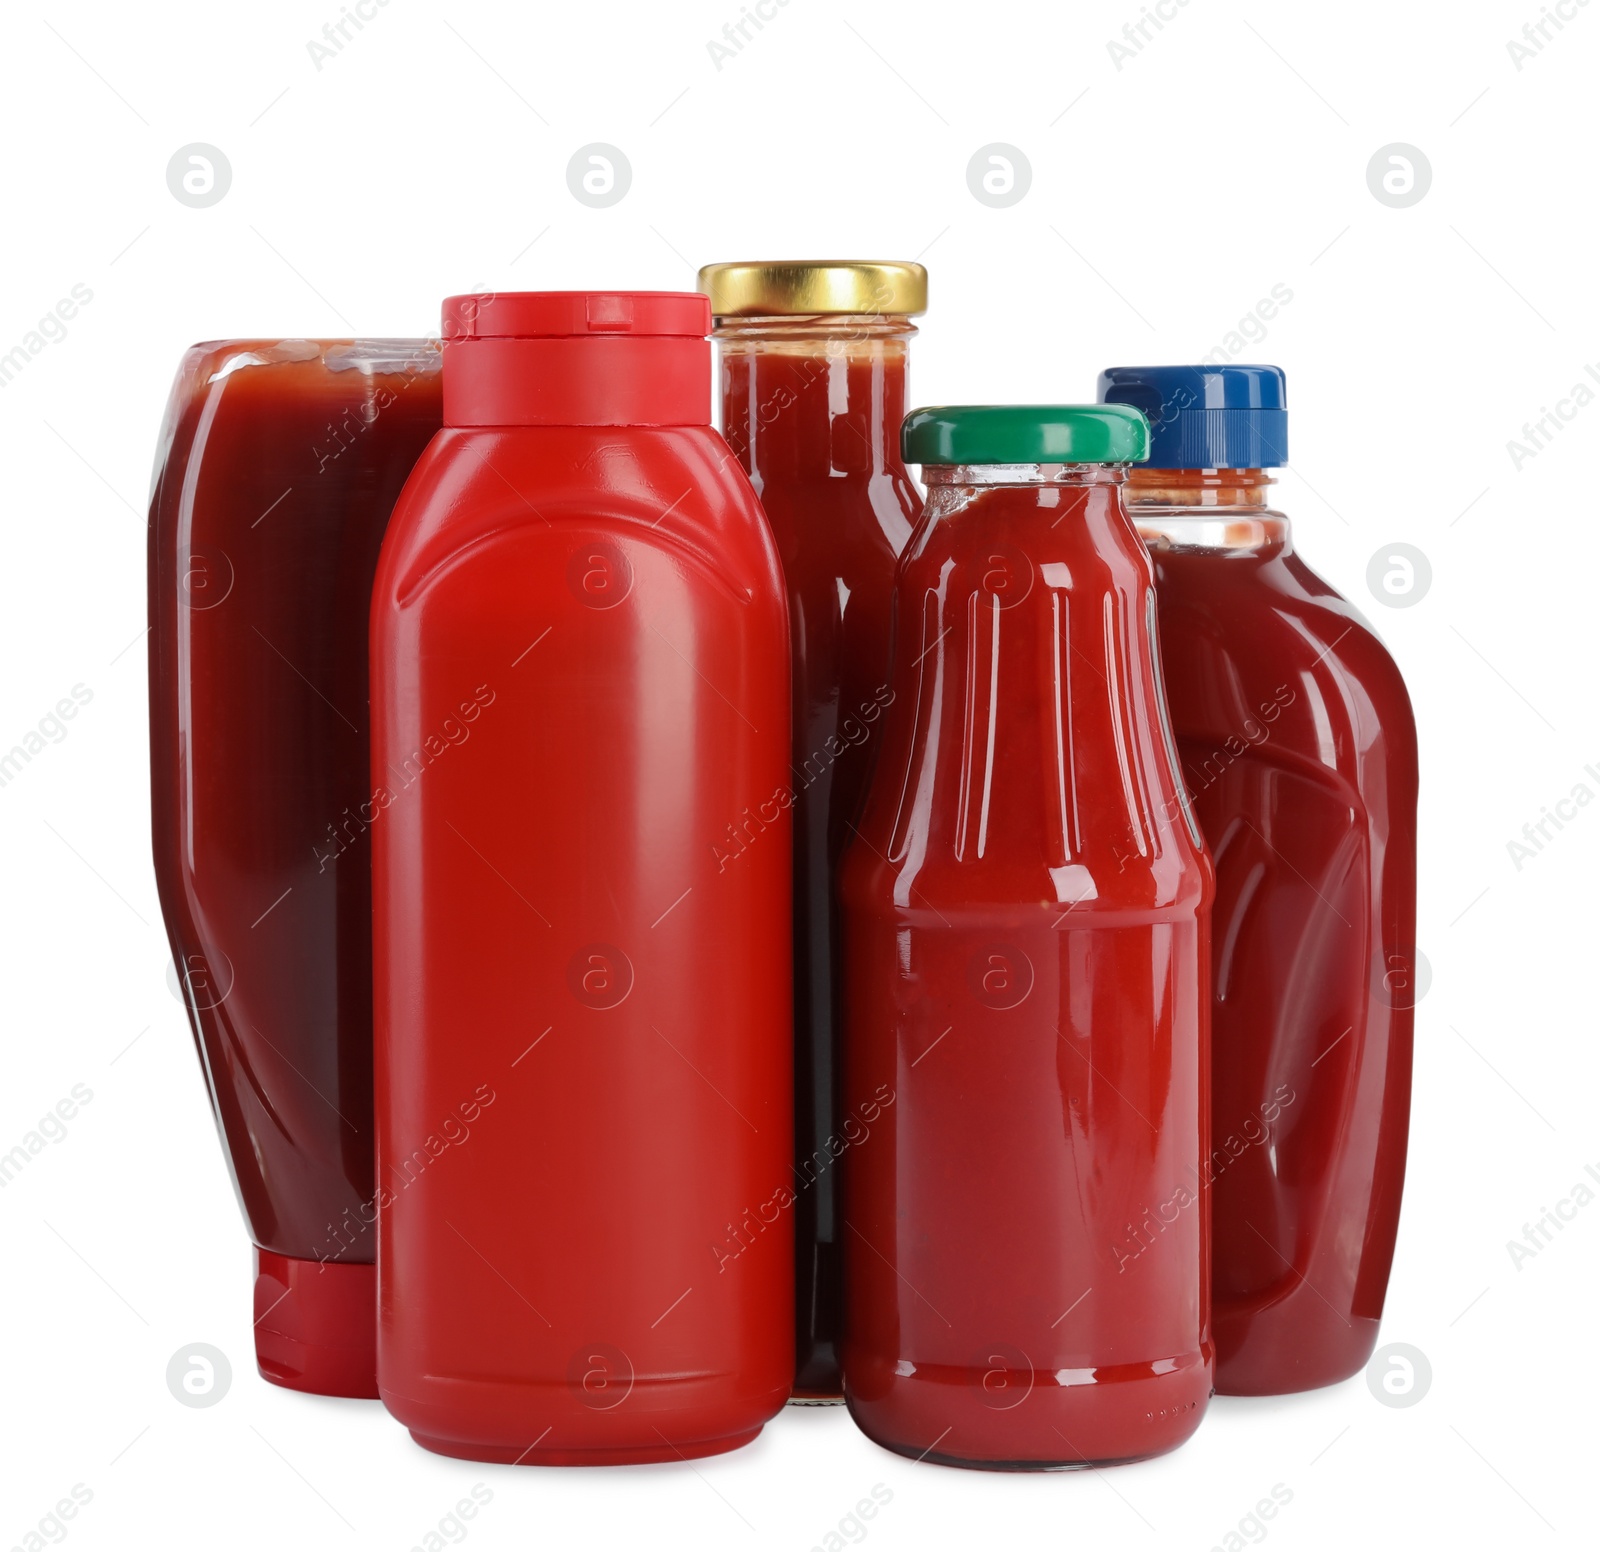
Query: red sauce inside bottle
[
  {"left": 1131, "top": 468, "right": 1417, "bottom": 1395},
  {"left": 716, "top": 315, "right": 920, "bottom": 1397},
  {"left": 841, "top": 461, "right": 1213, "bottom": 1466},
  {"left": 148, "top": 340, "right": 441, "bottom": 1396}
]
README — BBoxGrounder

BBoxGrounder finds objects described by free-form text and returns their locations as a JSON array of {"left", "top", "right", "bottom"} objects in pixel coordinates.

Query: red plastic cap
[
  {"left": 253, "top": 1249, "right": 378, "bottom": 1399},
  {"left": 440, "top": 291, "right": 711, "bottom": 428},
  {"left": 443, "top": 291, "right": 711, "bottom": 341}
]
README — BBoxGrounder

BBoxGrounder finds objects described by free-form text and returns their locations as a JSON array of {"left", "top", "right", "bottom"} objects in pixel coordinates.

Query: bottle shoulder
[
  {"left": 1156, "top": 541, "right": 1402, "bottom": 671},
  {"left": 391, "top": 424, "right": 758, "bottom": 515},
  {"left": 1151, "top": 545, "right": 1417, "bottom": 786},
  {"left": 846, "top": 494, "right": 1211, "bottom": 915},
  {"left": 378, "top": 425, "right": 783, "bottom": 611}
]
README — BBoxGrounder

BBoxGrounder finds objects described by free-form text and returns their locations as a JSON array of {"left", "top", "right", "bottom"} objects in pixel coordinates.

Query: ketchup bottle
[
  {"left": 700, "top": 260, "right": 926, "bottom": 1400},
  {"left": 1100, "top": 365, "right": 1417, "bottom": 1395},
  {"left": 840, "top": 406, "right": 1214, "bottom": 1468},
  {"left": 149, "top": 339, "right": 441, "bottom": 1397},
  {"left": 370, "top": 293, "right": 793, "bottom": 1464}
]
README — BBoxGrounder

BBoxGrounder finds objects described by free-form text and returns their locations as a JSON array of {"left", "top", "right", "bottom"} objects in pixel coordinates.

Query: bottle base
[
  {"left": 253, "top": 1249, "right": 377, "bottom": 1400},
  {"left": 872, "top": 1438, "right": 1155, "bottom": 1473},
  {"left": 408, "top": 1425, "right": 763, "bottom": 1467},
  {"left": 1214, "top": 1310, "right": 1380, "bottom": 1396},
  {"left": 793, "top": 1334, "right": 842, "bottom": 1401},
  {"left": 843, "top": 1349, "right": 1211, "bottom": 1470},
  {"left": 382, "top": 1366, "right": 789, "bottom": 1467}
]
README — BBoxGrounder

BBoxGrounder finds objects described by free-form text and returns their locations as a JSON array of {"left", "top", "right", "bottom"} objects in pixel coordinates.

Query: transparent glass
[
  {"left": 839, "top": 462, "right": 1214, "bottom": 1467},
  {"left": 714, "top": 313, "right": 921, "bottom": 1399},
  {"left": 1126, "top": 466, "right": 1286, "bottom": 550}
]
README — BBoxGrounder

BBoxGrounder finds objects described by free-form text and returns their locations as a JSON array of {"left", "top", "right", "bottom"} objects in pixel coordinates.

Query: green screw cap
[{"left": 902, "top": 404, "right": 1150, "bottom": 466}]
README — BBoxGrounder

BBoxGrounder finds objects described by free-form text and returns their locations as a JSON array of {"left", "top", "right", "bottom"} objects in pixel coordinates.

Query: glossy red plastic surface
[
  {"left": 716, "top": 321, "right": 920, "bottom": 1397},
  {"left": 840, "top": 466, "right": 1214, "bottom": 1468},
  {"left": 371, "top": 297, "right": 793, "bottom": 1464},
  {"left": 1134, "top": 472, "right": 1417, "bottom": 1395},
  {"left": 148, "top": 340, "right": 441, "bottom": 1397},
  {"left": 443, "top": 291, "right": 711, "bottom": 339},
  {"left": 442, "top": 291, "right": 711, "bottom": 427},
  {"left": 254, "top": 1252, "right": 378, "bottom": 1397}
]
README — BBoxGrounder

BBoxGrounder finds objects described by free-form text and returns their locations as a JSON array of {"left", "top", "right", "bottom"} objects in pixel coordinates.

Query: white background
[{"left": 1, "top": 1, "right": 1595, "bottom": 1548}]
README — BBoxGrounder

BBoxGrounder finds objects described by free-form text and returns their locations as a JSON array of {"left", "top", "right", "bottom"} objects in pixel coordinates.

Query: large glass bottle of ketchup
[
  {"left": 370, "top": 293, "right": 793, "bottom": 1464},
  {"left": 1100, "top": 364, "right": 1418, "bottom": 1395},
  {"left": 700, "top": 261, "right": 926, "bottom": 1400},
  {"left": 148, "top": 340, "right": 441, "bottom": 1398},
  {"left": 839, "top": 406, "right": 1214, "bottom": 1468}
]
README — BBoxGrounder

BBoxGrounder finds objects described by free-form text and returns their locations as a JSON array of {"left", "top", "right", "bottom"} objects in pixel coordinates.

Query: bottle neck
[
  {"left": 442, "top": 335, "right": 710, "bottom": 427},
  {"left": 922, "top": 463, "right": 1126, "bottom": 493},
  {"left": 713, "top": 315, "right": 914, "bottom": 483},
  {"left": 1123, "top": 467, "right": 1288, "bottom": 552},
  {"left": 916, "top": 465, "right": 1133, "bottom": 549}
]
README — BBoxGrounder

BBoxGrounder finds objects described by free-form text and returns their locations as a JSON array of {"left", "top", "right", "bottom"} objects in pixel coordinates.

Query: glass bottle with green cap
[
  {"left": 838, "top": 405, "right": 1215, "bottom": 1468},
  {"left": 698, "top": 260, "right": 927, "bottom": 1401}
]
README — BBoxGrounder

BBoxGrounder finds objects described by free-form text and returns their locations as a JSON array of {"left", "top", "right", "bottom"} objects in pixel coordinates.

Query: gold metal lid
[{"left": 697, "top": 261, "right": 928, "bottom": 318}]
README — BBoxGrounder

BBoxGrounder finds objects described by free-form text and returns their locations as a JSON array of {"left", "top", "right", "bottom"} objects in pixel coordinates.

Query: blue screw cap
[{"left": 1097, "top": 365, "right": 1288, "bottom": 469}]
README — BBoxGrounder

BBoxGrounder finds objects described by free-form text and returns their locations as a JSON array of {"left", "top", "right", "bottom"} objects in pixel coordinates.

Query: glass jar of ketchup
[
  {"left": 1100, "top": 364, "right": 1417, "bottom": 1396},
  {"left": 701, "top": 261, "right": 926, "bottom": 1400},
  {"left": 839, "top": 405, "right": 1214, "bottom": 1468}
]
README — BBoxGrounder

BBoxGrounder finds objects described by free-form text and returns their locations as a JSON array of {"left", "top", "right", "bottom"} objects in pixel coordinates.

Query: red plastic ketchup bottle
[
  {"left": 370, "top": 293, "right": 794, "bottom": 1464},
  {"left": 700, "top": 260, "right": 927, "bottom": 1400},
  {"left": 840, "top": 406, "right": 1214, "bottom": 1468},
  {"left": 1101, "top": 365, "right": 1417, "bottom": 1395},
  {"left": 149, "top": 339, "right": 441, "bottom": 1397}
]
